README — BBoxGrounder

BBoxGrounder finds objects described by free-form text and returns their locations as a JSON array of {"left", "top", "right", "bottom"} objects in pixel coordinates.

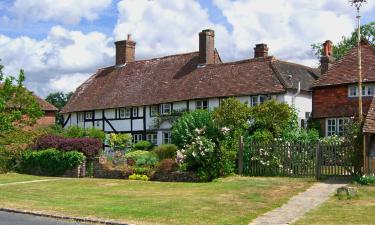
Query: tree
[
  {"left": 312, "top": 21, "right": 375, "bottom": 61},
  {"left": 45, "top": 91, "right": 73, "bottom": 124},
  {"left": 45, "top": 92, "right": 73, "bottom": 110},
  {"left": 0, "top": 62, "right": 43, "bottom": 131}
]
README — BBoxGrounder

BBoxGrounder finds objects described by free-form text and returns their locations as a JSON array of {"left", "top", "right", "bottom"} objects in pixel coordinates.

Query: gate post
[
  {"left": 315, "top": 142, "right": 321, "bottom": 180},
  {"left": 238, "top": 136, "right": 244, "bottom": 175}
]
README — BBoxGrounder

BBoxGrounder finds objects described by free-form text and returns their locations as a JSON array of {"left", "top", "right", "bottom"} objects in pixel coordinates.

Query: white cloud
[
  {"left": 10, "top": 0, "right": 112, "bottom": 25},
  {"left": 213, "top": 0, "right": 375, "bottom": 66},
  {"left": 0, "top": 26, "right": 114, "bottom": 96}
]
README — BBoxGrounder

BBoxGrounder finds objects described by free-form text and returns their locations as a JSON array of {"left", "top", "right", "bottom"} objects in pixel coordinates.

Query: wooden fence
[{"left": 239, "top": 141, "right": 358, "bottom": 179}]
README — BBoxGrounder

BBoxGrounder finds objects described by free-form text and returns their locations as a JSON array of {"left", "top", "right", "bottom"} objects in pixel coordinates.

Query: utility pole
[{"left": 350, "top": 0, "right": 367, "bottom": 122}]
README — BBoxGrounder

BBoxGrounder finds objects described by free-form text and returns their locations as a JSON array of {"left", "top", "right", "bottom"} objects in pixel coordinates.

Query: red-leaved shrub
[{"left": 33, "top": 135, "right": 101, "bottom": 157}]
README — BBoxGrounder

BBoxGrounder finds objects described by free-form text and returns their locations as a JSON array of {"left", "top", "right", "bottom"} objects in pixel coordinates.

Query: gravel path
[{"left": 249, "top": 178, "right": 349, "bottom": 225}]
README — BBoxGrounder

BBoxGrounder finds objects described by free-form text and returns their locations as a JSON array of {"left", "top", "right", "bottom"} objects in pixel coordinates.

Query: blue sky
[{"left": 0, "top": 0, "right": 374, "bottom": 97}]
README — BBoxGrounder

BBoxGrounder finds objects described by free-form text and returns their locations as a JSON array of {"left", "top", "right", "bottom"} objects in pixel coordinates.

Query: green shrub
[
  {"left": 19, "top": 149, "right": 85, "bottom": 176},
  {"left": 63, "top": 126, "right": 105, "bottom": 141},
  {"left": 172, "top": 110, "right": 220, "bottom": 149},
  {"left": 152, "top": 144, "right": 177, "bottom": 160},
  {"left": 248, "top": 129, "right": 274, "bottom": 143},
  {"left": 156, "top": 158, "right": 178, "bottom": 173},
  {"left": 128, "top": 173, "right": 149, "bottom": 181},
  {"left": 125, "top": 150, "right": 158, "bottom": 167},
  {"left": 108, "top": 133, "right": 132, "bottom": 151},
  {"left": 133, "top": 140, "right": 153, "bottom": 151},
  {"left": 356, "top": 175, "right": 375, "bottom": 185}
]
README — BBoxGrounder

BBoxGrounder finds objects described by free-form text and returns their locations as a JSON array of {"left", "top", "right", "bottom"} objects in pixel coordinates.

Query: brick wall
[
  {"left": 36, "top": 111, "right": 56, "bottom": 126},
  {"left": 312, "top": 85, "right": 372, "bottom": 119}
]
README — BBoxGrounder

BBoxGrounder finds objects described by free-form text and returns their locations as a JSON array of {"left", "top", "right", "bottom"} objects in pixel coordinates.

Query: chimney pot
[
  {"left": 320, "top": 40, "right": 335, "bottom": 75},
  {"left": 199, "top": 29, "right": 215, "bottom": 65},
  {"left": 254, "top": 43, "right": 269, "bottom": 58},
  {"left": 115, "top": 34, "right": 136, "bottom": 65}
]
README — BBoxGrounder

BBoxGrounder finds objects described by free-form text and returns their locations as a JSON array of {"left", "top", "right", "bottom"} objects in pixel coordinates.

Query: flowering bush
[
  {"left": 108, "top": 133, "right": 132, "bottom": 151},
  {"left": 33, "top": 135, "right": 101, "bottom": 157}
]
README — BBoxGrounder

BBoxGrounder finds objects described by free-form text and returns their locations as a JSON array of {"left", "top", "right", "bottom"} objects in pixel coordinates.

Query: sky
[{"left": 0, "top": 0, "right": 374, "bottom": 97}]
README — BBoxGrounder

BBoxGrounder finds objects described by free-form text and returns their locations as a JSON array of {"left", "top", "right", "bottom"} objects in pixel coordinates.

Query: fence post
[
  {"left": 238, "top": 136, "right": 244, "bottom": 175},
  {"left": 315, "top": 142, "right": 321, "bottom": 180}
]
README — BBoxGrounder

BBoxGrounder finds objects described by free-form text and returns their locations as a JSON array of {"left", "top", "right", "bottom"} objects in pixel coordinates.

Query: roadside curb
[{"left": 0, "top": 208, "right": 133, "bottom": 225}]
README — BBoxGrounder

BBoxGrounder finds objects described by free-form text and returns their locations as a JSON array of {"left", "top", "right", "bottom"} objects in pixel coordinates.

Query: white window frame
[
  {"left": 326, "top": 118, "right": 349, "bottom": 136},
  {"left": 161, "top": 103, "right": 171, "bottom": 115},
  {"left": 146, "top": 133, "right": 158, "bottom": 145},
  {"left": 150, "top": 105, "right": 160, "bottom": 117},
  {"left": 119, "top": 108, "right": 131, "bottom": 119},
  {"left": 78, "top": 112, "right": 84, "bottom": 122},
  {"left": 163, "top": 131, "right": 171, "bottom": 144},
  {"left": 133, "top": 134, "right": 143, "bottom": 143},
  {"left": 132, "top": 107, "right": 138, "bottom": 118},
  {"left": 348, "top": 84, "right": 375, "bottom": 97},
  {"left": 85, "top": 111, "right": 93, "bottom": 120},
  {"left": 196, "top": 99, "right": 208, "bottom": 110},
  {"left": 251, "top": 95, "right": 268, "bottom": 106}
]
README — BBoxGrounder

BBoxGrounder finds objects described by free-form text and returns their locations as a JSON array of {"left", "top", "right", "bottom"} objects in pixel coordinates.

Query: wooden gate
[{"left": 242, "top": 141, "right": 357, "bottom": 179}]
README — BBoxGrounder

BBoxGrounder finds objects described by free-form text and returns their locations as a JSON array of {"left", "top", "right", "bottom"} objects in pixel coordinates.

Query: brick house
[
  {"left": 33, "top": 95, "right": 58, "bottom": 126},
  {"left": 61, "top": 29, "right": 319, "bottom": 147},
  {"left": 312, "top": 40, "right": 375, "bottom": 136}
]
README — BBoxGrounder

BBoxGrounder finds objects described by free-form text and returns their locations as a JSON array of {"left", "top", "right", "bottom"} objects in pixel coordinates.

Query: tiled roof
[
  {"left": 61, "top": 51, "right": 318, "bottom": 113},
  {"left": 313, "top": 41, "right": 375, "bottom": 87},
  {"left": 363, "top": 97, "right": 375, "bottom": 133}
]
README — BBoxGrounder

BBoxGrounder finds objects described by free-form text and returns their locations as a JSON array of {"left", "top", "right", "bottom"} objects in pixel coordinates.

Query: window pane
[
  {"left": 150, "top": 105, "right": 159, "bottom": 117},
  {"left": 162, "top": 104, "right": 171, "bottom": 115},
  {"left": 251, "top": 96, "right": 259, "bottom": 106},
  {"left": 132, "top": 107, "right": 138, "bottom": 117},
  {"left": 368, "top": 86, "right": 375, "bottom": 96}
]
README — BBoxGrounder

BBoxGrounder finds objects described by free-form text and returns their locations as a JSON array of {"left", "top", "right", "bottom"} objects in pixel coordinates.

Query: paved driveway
[{"left": 0, "top": 211, "right": 86, "bottom": 225}]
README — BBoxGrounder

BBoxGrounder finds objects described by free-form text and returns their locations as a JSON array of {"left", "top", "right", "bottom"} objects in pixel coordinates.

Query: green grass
[
  {"left": 0, "top": 173, "right": 54, "bottom": 184},
  {"left": 0, "top": 174, "right": 314, "bottom": 225},
  {"left": 295, "top": 185, "right": 375, "bottom": 225}
]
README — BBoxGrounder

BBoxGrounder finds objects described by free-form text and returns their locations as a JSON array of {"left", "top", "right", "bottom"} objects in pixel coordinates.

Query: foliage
[
  {"left": 125, "top": 150, "right": 158, "bottom": 167},
  {"left": 128, "top": 173, "right": 149, "bottom": 181},
  {"left": 152, "top": 144, "right": 178, "bottom": 160},
  {"left": 156, "top": 159, "right": 178, "bottom": 173},
  {"left": 108, "top": 133, "right": 132, "bottom": 151},
  {"left": 247, "top": 130, "right": 274, "bottom": 143},
  {"left": 356, "top": 175, "right": 375, "bottom": 185},
  {"left": 177, "top": 129, "right": 234, "bottom": 181},
  {"left": 45, "top": 92, "right": 73, "bottom": 124},
  {"left": 133, "top": 140, "right": 153, "bottom": 151},
  {"left": 212, "top": 98, "right": 251, "bottom": 134},
  {"left": 249, "top": 100, "right": 292, "bottom": 137},
  {"left": 152, "top": 109, "right": 186, "bottom": 129},
  {"left": 0, "top": 62, "right": 43, "bottom": 131},
  {"left": 63, "top": 126, "right": 105, "bottom": 141},
  {"left": 33, "top": 135, "right": 102, "bottom": 157},
  {"left": 312, "top": 22, "right": 375, "bottom": 61},
  {"left": 18, "top": 149, "right": 85, "bottom": 176},
  {"left": 172, "top": 109, "right": 220, "bottom": 149}
]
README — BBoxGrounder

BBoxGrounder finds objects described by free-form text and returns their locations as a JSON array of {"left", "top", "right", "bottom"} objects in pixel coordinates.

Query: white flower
[
  {"left": 192, "top": 151, "right": 197, "bottom": 157},
  {"left": 200, "top": 151, "right": 205, "bottom": 156},
  {"left": 221, "top": 127, "right": 230, "bottom": 135}
]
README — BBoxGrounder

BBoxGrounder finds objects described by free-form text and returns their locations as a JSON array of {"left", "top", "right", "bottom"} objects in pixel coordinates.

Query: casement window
[
  {"left": 133, "top": 134, "right": 143, "bottom": 143},
  {"left": 150, "top": 105, "right": 160, "bottom": 117},
  {"left": 161, "top": 103, "right": 172, "bottom": 115},
  {"left": 78, "top": 112, "right": 85, "bottom": 122},
  {"left": 348, "top": 84, "right": 375, "bottom": 97},
  {"left": 163, "top": 131, "right": 171, "bottom": 144},
  {"left": 119, "top": 108, "right": 131, "bottom": 119},
  {"left": 326, "top": 118, "right": 349, "bottom": 136},
  {"left": 196, "top": 99, "right": 208, "bottom": 109},
  {"left": 147, "top": 133, "right": 158, "bottom": 145},
  {"left": 251, "top": 95, "right": 267, "bottom": 106},
  {"left": 132, "top": 107, "right": 138, "bottom": 118},
  {"left": 85, "top": 111, "right": 93, "bottom": 120}
]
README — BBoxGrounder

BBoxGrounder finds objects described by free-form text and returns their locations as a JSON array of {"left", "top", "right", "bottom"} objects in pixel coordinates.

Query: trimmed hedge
[
  {"left": 33, "top": 135, "right": 101, "bottom": 157},
  {"left": 19, "top": 149, "right": 85, "bottom": 176}
]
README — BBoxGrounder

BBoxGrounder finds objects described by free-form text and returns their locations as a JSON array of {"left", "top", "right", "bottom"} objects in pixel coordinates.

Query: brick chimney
[
  {"left": 115, "top": 34, "right": 136, "bottom": 65},
  {"left": 320, "top": 40, "right": 335, "bottom": 75},
  {"left": 199, "top": 29, "right": 215, "bottom": 65},
  {"left": 254, "top": 44, "right": 268, "bottom": 58}
]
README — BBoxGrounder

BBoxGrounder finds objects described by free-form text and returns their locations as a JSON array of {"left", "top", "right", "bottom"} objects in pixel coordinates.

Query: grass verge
[
  {"left": 294, "top": 185, "right": 375, "bottom": 225},
  {"left": 0, "top": 174, "right": 313, "bottom": 225}
]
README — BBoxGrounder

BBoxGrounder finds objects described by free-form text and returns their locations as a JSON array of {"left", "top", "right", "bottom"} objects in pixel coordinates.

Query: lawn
[
  {"left": 0, "top": 173, "right": 55, "bottom": 184},
  {"left": 0, "top": 174, "right": 313, "bottom": 225},
  {"left": 294, "top": 185, "right": 375, "bottom": 225}
]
